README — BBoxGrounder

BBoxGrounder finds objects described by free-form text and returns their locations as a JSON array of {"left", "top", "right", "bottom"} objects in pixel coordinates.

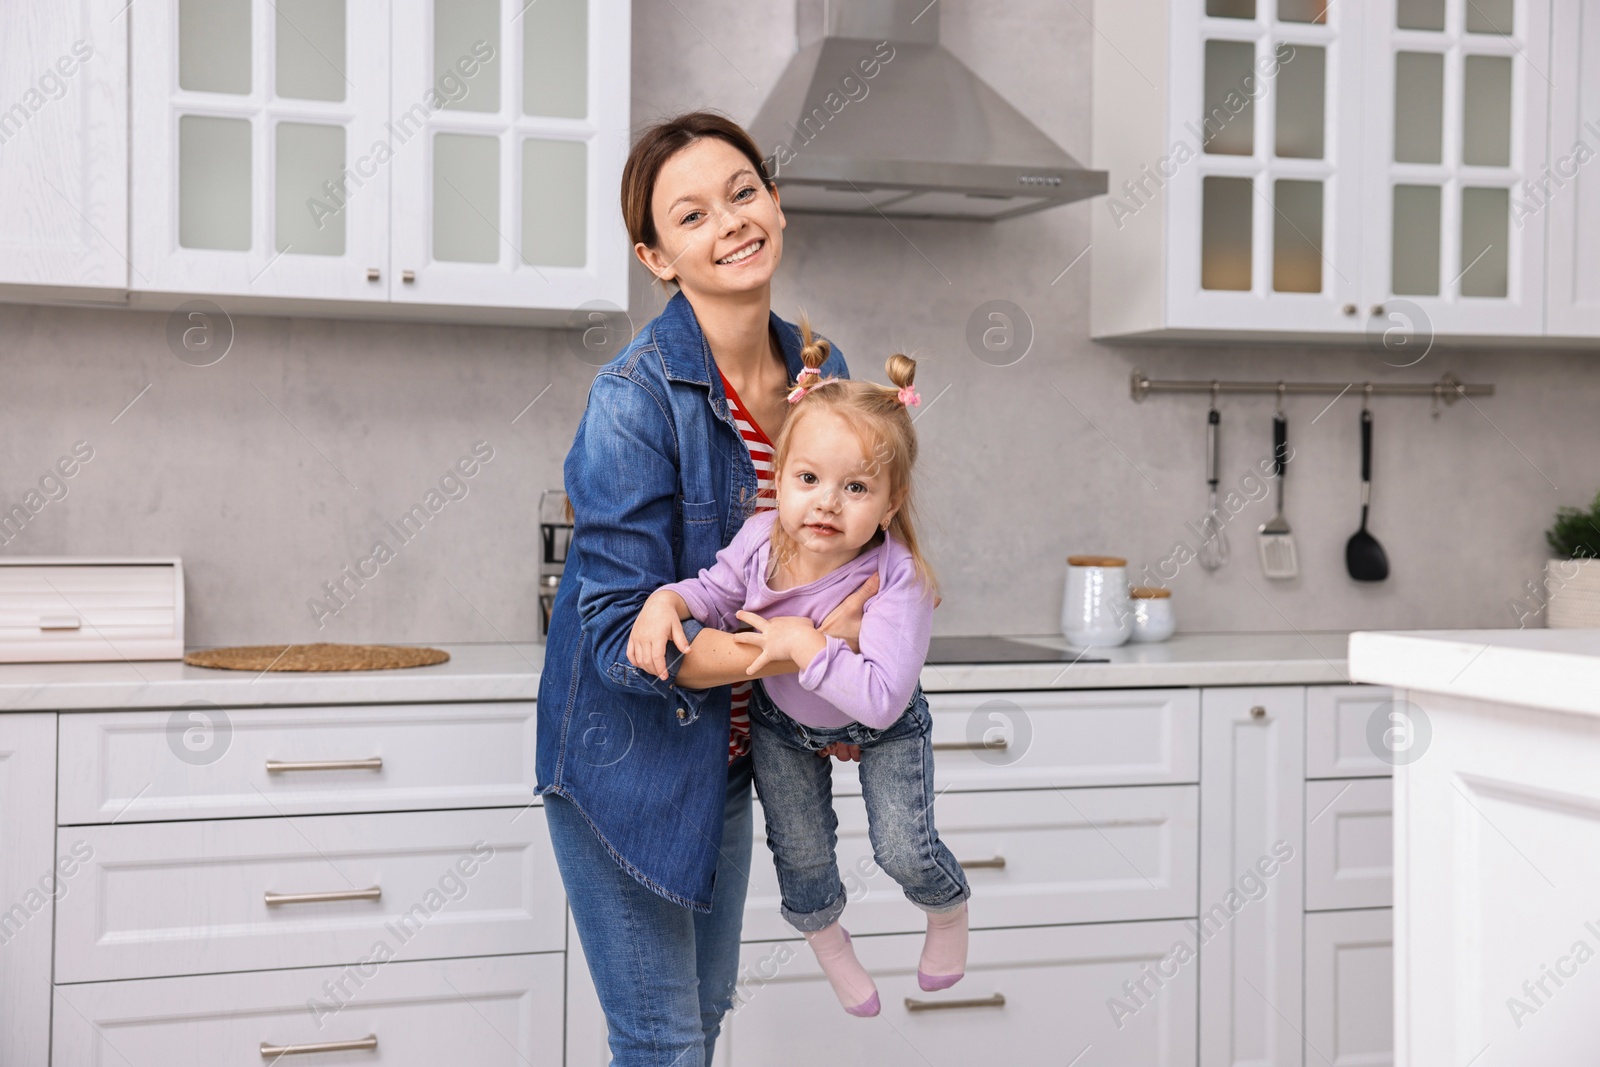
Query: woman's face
[{"left": 636, "top": 137, "right": 786, "bottom": 299}]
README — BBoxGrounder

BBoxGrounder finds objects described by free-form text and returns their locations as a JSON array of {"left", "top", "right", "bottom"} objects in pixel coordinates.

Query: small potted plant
[{"left": 1545, "top": 490, "right": 1600, "bottom": 628}]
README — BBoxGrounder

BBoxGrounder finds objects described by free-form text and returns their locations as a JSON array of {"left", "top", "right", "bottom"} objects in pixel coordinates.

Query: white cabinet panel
[
  {"left": 53, "top": 952, "right": 564, "bottom": 1066},
  {"left": 1546, "top": 0, "right": 1600, "bottom": 336},
  {"left": 387, "top": 0, "right": 629, "bottom": 311},
  {"left": 1200, "top": 686, "right": 1306, "bottom": 1067},
  {"left": 1306, "top": 777, "right": 1393, "bottom": 911},
  {"left": 0, "top": 714, "right": 56, "bottom": 1067},
  {"left": 831, "top": 688, "right": 1200, "bottom": 796},
  {"left": 0, "top": 1, "right": 128, "bottom": 296},
  {"left": 1304, "top": 908, "right": 1394, "bottom": 1067},
  {"left": 55, "top": 806, "right": 560, "bottom": 982},
  {"left": 1306, "top": 685, "right": 1395, "bottom": 779},
  {"left": 58, "top": 701, "right": 537, "bottom": 824},
  {"left": 129, "top": 0, "right": 396, "bottom": 300},
  {"left": 711, "top": 923, "right": 1198, "bottom": 1067},
  {"left": 743, "top": 786, "right": 1200, "bottom": 941}
]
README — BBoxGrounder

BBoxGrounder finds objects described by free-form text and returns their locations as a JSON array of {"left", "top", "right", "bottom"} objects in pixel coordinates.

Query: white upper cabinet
[
  {"left": 132, "top": 0, "right": 393, "bottom": 301},
  {"left": 127, "top": 0, "right": 628, "bottom": 321},
  {"left": 1546, "top": 0, "right": 1600, "bottom": 336},
  {"left": 389, "top": 0, "right": 629, "bottom": 312},
  {"left": 0, "top": 1, "right": 128, "bottom": 297},
  {"left": 1092, "top": 0, "right": 1556, "bottom": 344}
]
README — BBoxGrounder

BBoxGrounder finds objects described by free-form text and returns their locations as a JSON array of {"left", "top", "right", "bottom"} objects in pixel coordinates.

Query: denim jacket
[{"left": 536, "top": 291, "right": 849, "bottom": 911}]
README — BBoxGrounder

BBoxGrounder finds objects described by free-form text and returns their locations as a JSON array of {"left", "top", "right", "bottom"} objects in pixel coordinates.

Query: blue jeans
[
  {"left": 748, "top": 684, "right": 969, "bottom": 932},
  {"left": 546, "top": 756, "right": 753, "bottom": 1067}
]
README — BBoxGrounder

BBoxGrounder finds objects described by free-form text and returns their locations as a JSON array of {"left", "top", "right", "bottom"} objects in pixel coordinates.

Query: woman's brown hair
[
  {"left": 767, "top": 322, "right": 938, "bottom": 595},
  {"left": 620, "top": 112, "right": 775, "bottom": 254}
]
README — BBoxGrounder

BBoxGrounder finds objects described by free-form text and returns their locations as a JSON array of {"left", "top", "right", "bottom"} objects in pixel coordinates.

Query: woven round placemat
[{"left": 183, "top": 643, "right": 450, "bottom": 672}]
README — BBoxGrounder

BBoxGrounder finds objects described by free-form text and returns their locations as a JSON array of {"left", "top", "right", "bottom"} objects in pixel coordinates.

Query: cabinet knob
[
  {"left": 1250, "top": 705, "right": 1267, "bottom": 720},
  {"left": 402, "top": 270, "right": 415, "bottom": 284},
  {"left": 367, "top": 267, "right": 381, "bottom": 282},
  {"left": 1342, "top": 304, "right": 1357, "bottom": 317},
  {"left": 1369, "top": 303, "right": 1385, "bottom": 317}
]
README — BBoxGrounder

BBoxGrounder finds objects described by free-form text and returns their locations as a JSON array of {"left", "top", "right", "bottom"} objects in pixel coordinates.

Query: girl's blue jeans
[
  {"left": 748, "top": 682, "right": 970, "bottom": 932},
  {"left": 545, "top": 755, "right": 752, "bottom": 1067}
]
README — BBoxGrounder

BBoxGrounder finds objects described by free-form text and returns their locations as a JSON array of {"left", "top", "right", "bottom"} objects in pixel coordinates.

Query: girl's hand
[
  {"left": 818, "top": 574, "right": 879, "bottom": 653},
  {"left": 627, "top": 590, "right": 692, "bottom": 682},
  {"left": 733, "top": 611, "right": 828, "bottom": 676}
]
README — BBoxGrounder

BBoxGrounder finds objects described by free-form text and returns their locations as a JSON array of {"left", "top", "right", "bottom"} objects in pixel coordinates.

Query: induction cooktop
[{"left": 926, "top": 636, "right": 1111, "bottom": 665}]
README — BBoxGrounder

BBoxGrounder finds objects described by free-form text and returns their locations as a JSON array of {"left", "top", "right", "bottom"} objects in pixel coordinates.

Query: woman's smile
[{"left": 716, "top": 237, "right": 765, "bottom": 266}]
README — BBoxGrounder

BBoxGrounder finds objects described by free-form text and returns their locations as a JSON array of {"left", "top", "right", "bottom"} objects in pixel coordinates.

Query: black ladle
[{"left": 1346, "top": 406, "right": 1390, "bottom": 581}]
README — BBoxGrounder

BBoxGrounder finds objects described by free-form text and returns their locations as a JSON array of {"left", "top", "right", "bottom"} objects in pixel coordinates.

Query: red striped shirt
[{"left": 719, "top": 371, "right": 775, "bottom": 762}]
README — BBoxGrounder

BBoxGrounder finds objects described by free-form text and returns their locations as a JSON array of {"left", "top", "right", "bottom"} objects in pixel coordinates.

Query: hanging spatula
[{"left": 1259, "top": 410, "right": 1299, "bottom": 579}]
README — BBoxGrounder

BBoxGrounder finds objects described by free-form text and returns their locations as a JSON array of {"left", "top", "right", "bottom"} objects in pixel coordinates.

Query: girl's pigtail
[
  {"left": 886, "top": 353, "right": 920, "bottom": 408},
  {"left": 797, "top": 314, "right": 831, "bottom": 373}
]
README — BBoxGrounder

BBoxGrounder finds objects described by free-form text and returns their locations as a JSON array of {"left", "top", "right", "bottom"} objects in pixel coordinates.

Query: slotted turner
[{"left": 1259, "top": 410, "right": 1299, "bottom": 579}]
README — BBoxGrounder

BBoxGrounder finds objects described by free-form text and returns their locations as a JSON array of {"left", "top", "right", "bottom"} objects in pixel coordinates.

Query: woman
[{"left": 535, "top": 112, "right": 876, "bottom": 1067}]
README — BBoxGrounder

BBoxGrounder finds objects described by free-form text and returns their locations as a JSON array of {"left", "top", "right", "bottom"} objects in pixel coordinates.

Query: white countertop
[
  {"left": 1348, "top": 628, "right": 1600, "bottom": 717},
  {"left": 0, "top": 631, "right": 1353, "bottom": 712}
]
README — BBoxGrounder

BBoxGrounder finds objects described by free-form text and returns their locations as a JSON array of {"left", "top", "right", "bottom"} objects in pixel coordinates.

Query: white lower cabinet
[
  {"left": 1304, "top": 908, "right": 1394, "bottom": 1067},
  {"left": 55, "top": 806, "right": 560, "bottom": 983},
  {"left": 744, "top": 785, "right": 1200, "bottom": 941},
  {"left": 52, "top": 952, "right": 564, "bottom": 1066},
  {"left": 1305, "top": 778, "right": 1394, "bottom": 912},
  {"left": 711, "top": 923, "right": 1198, "bottom": 1067},
  {"left": 0, "top": 713, "right": 56, "bottom": 1067}
]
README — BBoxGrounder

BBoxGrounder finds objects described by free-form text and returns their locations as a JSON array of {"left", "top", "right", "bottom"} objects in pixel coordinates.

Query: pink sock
[
  {"left": 918, "top": 903, "right": 968, "bottom": 991},
  {"left": 804, "top": 923, "right": 879, "bottom": 1017}
]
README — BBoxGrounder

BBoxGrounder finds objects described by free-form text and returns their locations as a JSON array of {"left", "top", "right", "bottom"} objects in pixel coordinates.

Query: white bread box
[{"left": 0, "top": 558, "right": 184, "bottom": 662}]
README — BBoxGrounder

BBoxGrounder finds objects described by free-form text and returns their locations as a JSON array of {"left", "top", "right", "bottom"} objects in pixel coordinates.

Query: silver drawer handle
[
  {"left": 38, "top": 615, "right": 81, "bottom": 630},
  {"left": 932, "top": 739, "right": 1008, "bottom": 753},
  {"left": 266, "top": 757, "right": 383, "bottom": 773},
  {"left": 905, "top": 993, "right": 1006, "bottom": 1013},
  {"left": 264, "top": 886, "right": 381, "bottom": 907},
  {"left": 261, "top": 1034, "right": 378, "bottom": 1057},
  {"left": 959, "top": 855, "right": 1006, "bottom": 870}
]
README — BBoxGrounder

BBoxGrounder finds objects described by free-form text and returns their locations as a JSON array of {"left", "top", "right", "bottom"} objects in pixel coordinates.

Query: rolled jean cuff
[
  {"left": 909, "top": 884, "right": 971, "bottom": 915},
  {"left": 780, "top": 887, "right": 848, "bottom": 932}
]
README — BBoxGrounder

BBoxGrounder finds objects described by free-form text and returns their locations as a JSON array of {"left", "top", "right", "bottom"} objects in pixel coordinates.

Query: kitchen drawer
[
  {"left": 711, "top": 921, "right": 1197, "bottom": 1067},
  {"left": 1305, "top": 778, "right": 1393, "bottom": 911},
  {"left": 55, "top": 806, "right": 560, "bottom": 983},
  {"left": 743, "top": 785, "right": 1199, "bottom": 941},
  {"left": 1304, "top": 908, "right": 1394, "bottom": 1067},
  {"left": 57, "top": 701, "right": 537, "bottom": 823},
  {"left": 53, "top": 952, "right": 563, "bottom": 1066},
  {"left": 829, "top": 688, "right": 1200, "bottom": 796},
  {"left": 1306, "top": 685, "right": 1395, "bottom": 779}
]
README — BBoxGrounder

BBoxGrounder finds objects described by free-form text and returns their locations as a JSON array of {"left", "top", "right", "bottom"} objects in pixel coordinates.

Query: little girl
[{"left": 629, "top": 329, "right": 969, "bottom": 1018}]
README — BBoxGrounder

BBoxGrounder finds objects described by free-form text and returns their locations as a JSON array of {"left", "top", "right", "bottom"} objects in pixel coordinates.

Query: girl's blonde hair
[{"left": 767, "top": 320, "right": 937, "bottom": 594}]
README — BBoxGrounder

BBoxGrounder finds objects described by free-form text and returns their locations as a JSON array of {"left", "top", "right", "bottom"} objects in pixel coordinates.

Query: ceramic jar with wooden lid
[
  {"left": 1062, "top": 555, "right": 1132, "bottom": 648},
  {"left": 1128, "top": 587, "right": 1175, "bottom": 643}
]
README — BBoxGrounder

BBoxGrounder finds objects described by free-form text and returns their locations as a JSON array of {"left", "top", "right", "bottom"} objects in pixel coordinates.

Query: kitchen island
[
  {"left": 1349, "top": 629, "right": 1600, "bottom": 1067},
  {"left": 0, "top": 633, "right": 1386, "bottom": 1066}
]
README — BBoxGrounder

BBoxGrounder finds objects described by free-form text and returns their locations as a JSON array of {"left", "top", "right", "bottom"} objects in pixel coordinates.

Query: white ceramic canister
[
  {"left": 1061, "top": 555, "right": 1133, "bottom": 648},
  {"left": 1128, "top": 587, "right": 1176, "bottom": 643}
]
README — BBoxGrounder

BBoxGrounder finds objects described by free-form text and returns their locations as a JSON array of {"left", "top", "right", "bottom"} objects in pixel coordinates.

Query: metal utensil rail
[{"left": 1130, "top": 370, "right": 1494, "bottom": 403}]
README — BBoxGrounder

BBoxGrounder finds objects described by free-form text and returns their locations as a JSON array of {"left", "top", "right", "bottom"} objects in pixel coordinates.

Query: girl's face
[
  {"left": 636, "top": 137, "right": 786, "bottom": 299},
  {"left": 776, "top": 409, "right": 899, "bottom": 565}
]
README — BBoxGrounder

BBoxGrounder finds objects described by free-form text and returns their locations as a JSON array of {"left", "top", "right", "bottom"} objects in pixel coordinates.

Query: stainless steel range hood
[{"left": 748, "top": 0, "right": 1107, "bottom": 221}]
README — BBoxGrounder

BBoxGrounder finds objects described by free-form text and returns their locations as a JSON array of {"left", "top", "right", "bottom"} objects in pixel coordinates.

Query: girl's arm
[
  {"left": 793, "top": 557, "right": 932, "bottom": 730},
  {"left": 676, "top": 573, "right": 881, "bottom": 688}
]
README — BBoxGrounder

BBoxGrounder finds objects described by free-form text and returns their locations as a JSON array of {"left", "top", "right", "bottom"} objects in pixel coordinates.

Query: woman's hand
[
  {"left": 627, "top": 590, "right": 692, "bottom": 681},
  {"left": 818, "top": 574, "right": 879, "bottom": 653},
  {"left": 733, "top": 611, "right": 828, "bottom": 676},
  {"left": 818, "top": 742, "right": 861, "bottom": 762}
]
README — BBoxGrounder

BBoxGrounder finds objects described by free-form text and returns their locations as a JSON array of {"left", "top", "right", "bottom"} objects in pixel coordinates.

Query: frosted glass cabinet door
[
  {"left": 130, "top": 0, "right": 394, "bottom": 300},
  {"left": 388, "top": 0, "right": 629, "bottom": 311},
  {"left": 1546, "top": 0, "right": 1600, "bottom": 336},
  {"left": 1360, "top": 0, "right": 1550, "bottom": 336},
  {"left": 1164, "top": 1, "right": 1365, "bottom": 333},
  {"left": 0, "top": 1, "right": 128, "bottom": 294}
]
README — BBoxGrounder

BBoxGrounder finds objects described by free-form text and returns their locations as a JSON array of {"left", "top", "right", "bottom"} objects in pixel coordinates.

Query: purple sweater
[{"left": 663, "top": 510, "right": 933, "bottom": 730}]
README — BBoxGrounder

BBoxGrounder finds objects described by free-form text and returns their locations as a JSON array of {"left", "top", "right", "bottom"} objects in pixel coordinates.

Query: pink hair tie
[
  {"left": 897, "top": 386, "right": 921, "bottom": 407},
  {"left": 787, "top": 367, "right": 823, "bottom": 404}
]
